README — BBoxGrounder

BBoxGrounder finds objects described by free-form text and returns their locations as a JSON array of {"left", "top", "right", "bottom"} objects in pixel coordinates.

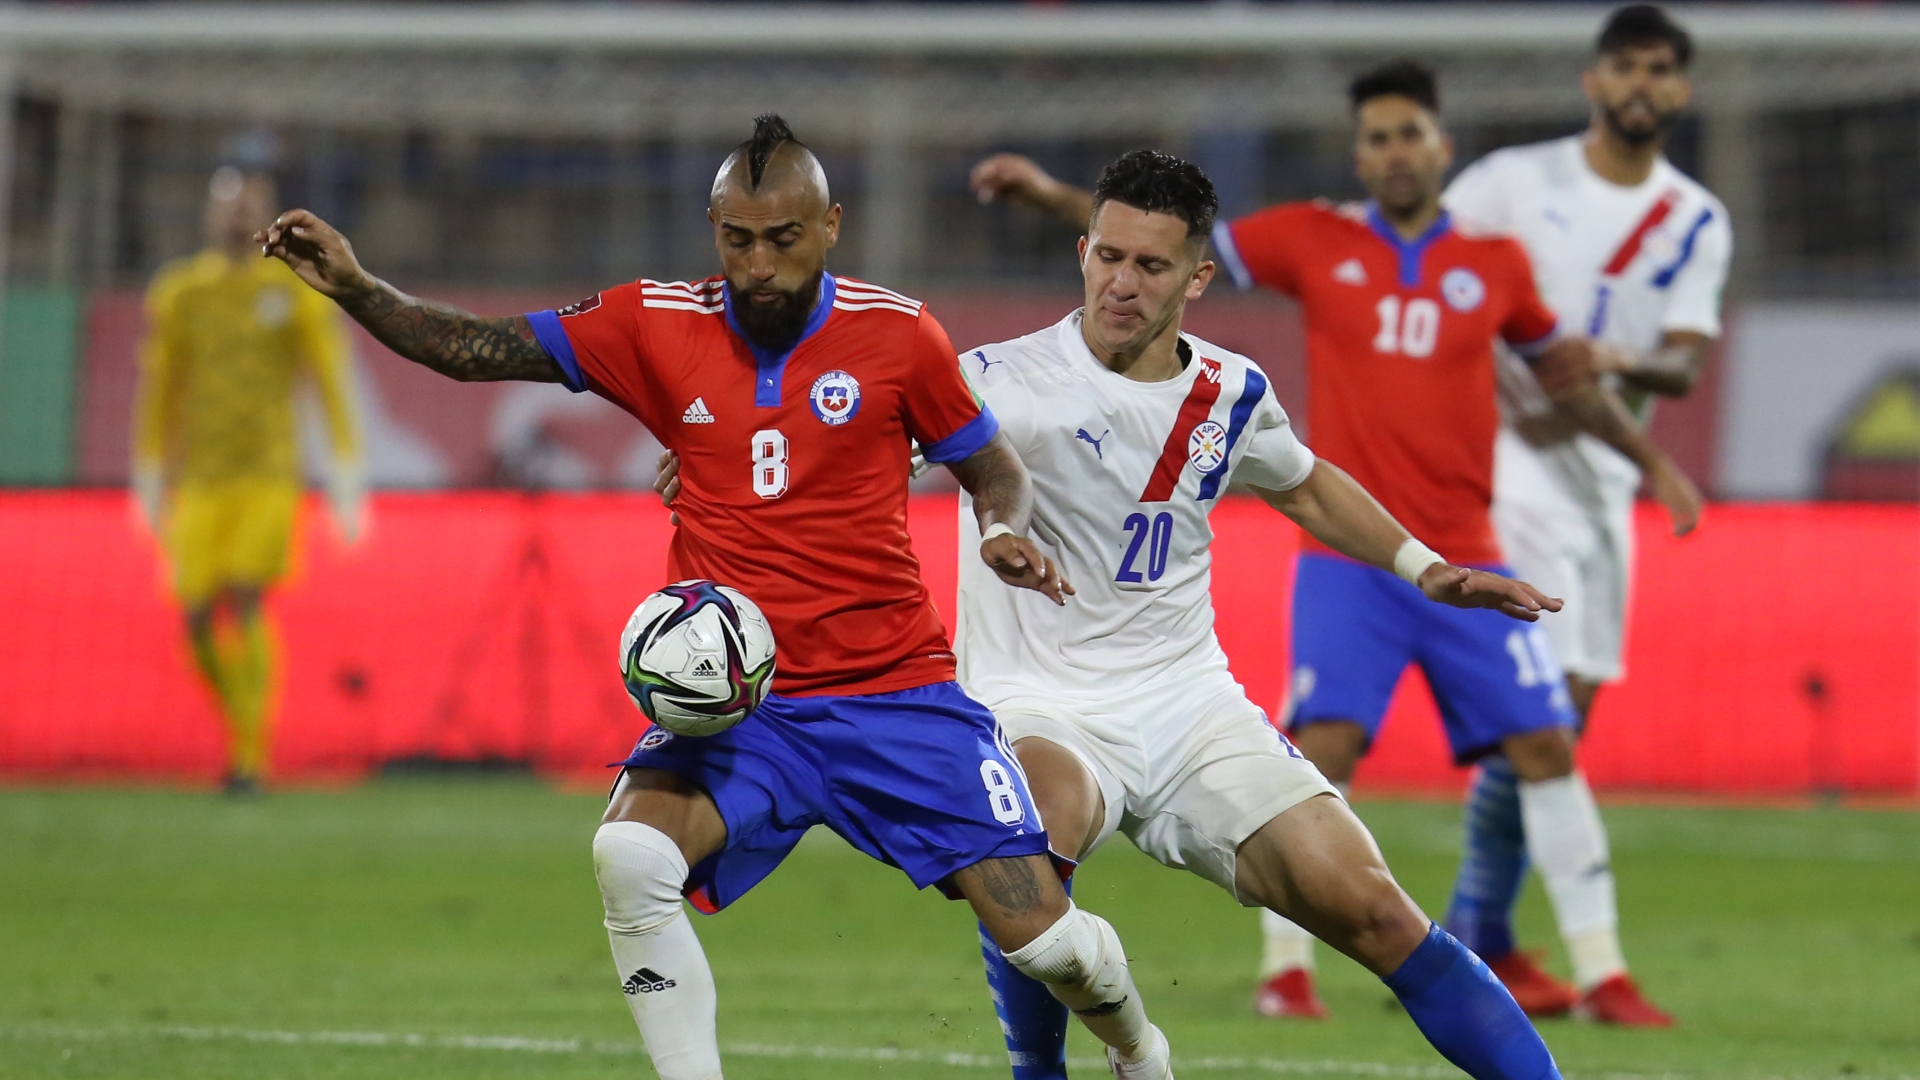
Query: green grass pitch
[{"left": 2, "top": 780, "right": 1916, "bottom": 1079}]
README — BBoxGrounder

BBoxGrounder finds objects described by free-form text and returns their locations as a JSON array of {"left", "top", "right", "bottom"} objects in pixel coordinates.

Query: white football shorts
[
  {"left": 1492, "top": 427, "right": 1637, "bottom": 683},
  {"left": 990, "top": 668, "right": 1340, "bottom": 904}
]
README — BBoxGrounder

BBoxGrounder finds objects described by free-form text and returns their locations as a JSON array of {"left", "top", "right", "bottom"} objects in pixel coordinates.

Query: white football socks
[
  {"left": 1519, "top": 772, "right": 1627, "bottom": 989},
  {"left": 1004, "top": 903, "right": 1152, "bottom": 1062},
  {"left": 593, "top": 821, "right": 723, "bottom": 1080},
  {"left": 1259, "top": 909, "right": 1317, "bottom": 977}
]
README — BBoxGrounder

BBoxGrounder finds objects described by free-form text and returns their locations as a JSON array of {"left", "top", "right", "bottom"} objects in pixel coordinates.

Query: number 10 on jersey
[{"left": 1373, "top": 296, "right": 1440, "bottom": 358}]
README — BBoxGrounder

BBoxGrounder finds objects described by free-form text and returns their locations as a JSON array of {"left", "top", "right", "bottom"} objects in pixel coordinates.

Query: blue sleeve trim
[
  {"left": 921, "top": 407, "right": 1000, "bottom": 464},
  {"left": 1211, "top": 220, "right": 1254, "bottom": 291},
  {"left": 1508, "top": 322, "right": 1560, "bottom": 361},
  {"left": 525, "top": 309, "right": 587, "bottom": 393}
]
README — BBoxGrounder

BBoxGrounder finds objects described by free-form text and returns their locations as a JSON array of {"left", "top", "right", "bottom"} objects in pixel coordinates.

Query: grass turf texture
[{"left": 2, "top": 781, "right": 1916, "bottom": 1079}]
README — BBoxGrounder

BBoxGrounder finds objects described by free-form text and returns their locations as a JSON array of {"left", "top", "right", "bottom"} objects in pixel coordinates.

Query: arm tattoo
[
  {"left": 970, "top": 856, "right": 1044, "bottom": 915},
  {"left": 947, "top": 432, "right": 1033, "bottom": 534},
  {"left": 1553, "top": 382, "right": 1666, "bottom": 474},
  {"left": 338, "top": 278, "right": 563, "bottom": 383},
  {"left": 1618, "top": 339, "right": 1706, "bottom": 398}
]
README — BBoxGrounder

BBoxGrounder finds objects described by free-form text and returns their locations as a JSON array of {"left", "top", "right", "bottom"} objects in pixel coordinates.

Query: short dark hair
[
  {"left": 1348, "top": 59, "right": 1439, "bottom": 114},
  {"left": 1091, "top": 150, "right": 1218, "bottom": 240},
  {"left": 738, "top": 113, "right": 802, "bottom": 189},
  {"left": 1597, "top": 4, "right": 1693, "bottom": 67}
]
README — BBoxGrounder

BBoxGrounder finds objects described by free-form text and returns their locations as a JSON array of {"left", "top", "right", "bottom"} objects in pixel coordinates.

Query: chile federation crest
[{"left": 809, "top": 370, "right": 862, "bottom": 426}]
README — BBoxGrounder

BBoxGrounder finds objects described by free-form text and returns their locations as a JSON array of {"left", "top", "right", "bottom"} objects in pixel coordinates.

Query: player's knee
[
  {"left": 593, "top": 821, "right": 690, "bottom": 937},
  {"left": 1004, "top": 904, "right": 1115, "bottom": 992},
  {"left": 1502, "top": 727, "right": 1575, "bottom": 781},
  {"left": 1346, "top": 878, "right": 1429, "bottom": 970}
]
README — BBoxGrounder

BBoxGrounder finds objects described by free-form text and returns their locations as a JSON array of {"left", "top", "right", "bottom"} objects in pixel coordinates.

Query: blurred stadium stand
[
  {"left": 0, "top": 4, "right": 1914, "bottom": 791},
  {"left": 0, "top": 4, "right": 1916, "bottom": 496}
]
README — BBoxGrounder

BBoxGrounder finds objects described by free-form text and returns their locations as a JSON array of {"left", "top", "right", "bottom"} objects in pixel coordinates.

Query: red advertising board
[{"left": 1, "top": 493, "right": 1913, "bottom": 796}]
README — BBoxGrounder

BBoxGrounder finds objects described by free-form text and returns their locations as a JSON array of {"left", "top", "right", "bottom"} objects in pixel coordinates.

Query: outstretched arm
[
  {"left": 969, "top": 154, "right": 1095, "bottom": 231},
  {"left": 258, "top": 209, "right": 562, "bottom": 384},
  {"left": 1252, "top": 458, "right": 1560, "bottom": 622},
  {"left": 1615, "top": 330, "right": 1712, "bottom": 398},
  {"left": 1529, "top": 337, "right": 1703, "bottom": 537},
  {"left": 945, "top": 431, "right": 1074, "bottom": 606}
]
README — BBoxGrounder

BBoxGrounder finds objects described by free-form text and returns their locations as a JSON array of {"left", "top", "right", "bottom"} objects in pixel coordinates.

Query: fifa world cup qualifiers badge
[{"left": 809, "top": 370, "right": 861, "bottom": 425}]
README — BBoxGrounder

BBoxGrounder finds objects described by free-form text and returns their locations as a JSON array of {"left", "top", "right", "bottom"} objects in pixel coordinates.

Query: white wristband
[
  {"left": 981, "top": 522, "right": 1017, "bottom": 543},
  {"left": 1392, "top": 538, "right": 1445, "bottom": 585}
]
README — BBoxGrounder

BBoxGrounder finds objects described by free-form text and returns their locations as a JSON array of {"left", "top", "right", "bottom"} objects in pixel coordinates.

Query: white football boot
[{"left": 1107, "top": 1022, "right": 1173, "bottom": 1079}]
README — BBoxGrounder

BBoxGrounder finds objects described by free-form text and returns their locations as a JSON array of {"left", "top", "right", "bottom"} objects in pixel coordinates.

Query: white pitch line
[{"left": 5, "top": 1023, "right": 1915, "bottom": 1080}]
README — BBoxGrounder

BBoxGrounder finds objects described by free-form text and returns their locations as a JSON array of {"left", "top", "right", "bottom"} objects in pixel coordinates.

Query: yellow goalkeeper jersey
[{"left": 135, "top": 251, "right": 359, "bottom": 485}]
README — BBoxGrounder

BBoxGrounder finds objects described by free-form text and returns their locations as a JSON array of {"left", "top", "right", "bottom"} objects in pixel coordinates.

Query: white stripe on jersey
[
  {"left": 833, "top": 299, "right": 922, "bottom": 317},
  {"left": 643, "top": 299, "right": 725, "bottom": 314},
  {"left": 834, "top": 279, "right": 922, "bottom": 309}
]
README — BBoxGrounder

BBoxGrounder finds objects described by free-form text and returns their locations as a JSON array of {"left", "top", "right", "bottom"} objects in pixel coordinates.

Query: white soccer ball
[{"left": 619, "top": 580, "right": 777, "bottom": 737}]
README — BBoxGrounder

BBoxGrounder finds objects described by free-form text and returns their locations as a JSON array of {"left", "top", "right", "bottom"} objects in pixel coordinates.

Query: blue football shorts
[
  {"left": 1286, "top": 553, "right": 1576, "bottom": 764},
  {"left": 615, "top": 680, "right": 1050, "bottom": 913}
]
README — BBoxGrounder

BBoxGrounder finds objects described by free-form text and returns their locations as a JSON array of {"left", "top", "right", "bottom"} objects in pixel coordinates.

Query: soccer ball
[{"left": 619, "top": 580, "right": 777, "bottom": 737}]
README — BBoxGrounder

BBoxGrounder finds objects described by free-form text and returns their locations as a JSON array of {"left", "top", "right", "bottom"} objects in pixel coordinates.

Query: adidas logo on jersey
[
  {"left": 623, "top": 967, "right": 677, "bottom": 995},
  {"left": 1333, "top": 258, "right": 1368, "bottom": 285},
  {"left": 681, "top": 398, "right": 715, "bottom": 424}
]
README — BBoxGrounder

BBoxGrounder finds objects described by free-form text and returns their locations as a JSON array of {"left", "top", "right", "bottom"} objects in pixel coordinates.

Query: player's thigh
[
  {"left": 608, "top": 706, "right": 828, "bottom": 913},
  {"left": 1414, "top": 585, "right": 1576, "bottom": 765},
  {"left": 164, "top": 483, "right": 228, "bottom": 607},
  {"left": 998, "top": 708, "right": 1127, "bottom": 862},
  {"left": 605, "top": 767, "right": 728, "bottom": 867},
  {"left": 1232, "top": 794, "right": 1428, "bottom": 976},
  {"left": 810, "top": 683, "right": 1053, "bottom": 896},
  {"left": 1123, "top": 685, "right": 1339, "bottom": 902},
  {"left": 1286, "top": 554, "right": 1415, "bottom": 753},
  {"left": 1566, "top": 499, "right": 1634, "bottom": 685},
  {"left": 223, "top": 480, "right": 302, "bottom": 589}
]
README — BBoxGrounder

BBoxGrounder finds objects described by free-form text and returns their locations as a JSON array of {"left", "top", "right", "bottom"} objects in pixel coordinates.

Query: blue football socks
[
  {"left": 980, "top": 878, "right": 1071, "bottom": 1080},
  {"left": 1385, "top": 923, "right": 1562, "bottom": 1080},
  {"left": 1445, "top": 755, "right": 1528, "bottom": 960}
]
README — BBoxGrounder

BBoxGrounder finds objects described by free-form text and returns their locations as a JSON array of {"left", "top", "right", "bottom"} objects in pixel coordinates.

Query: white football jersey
[
  {"left": 1444, "top": 135, "right": 1732, "bottom": 491},
  {"left": 955, "top": 311, "right": 1315, "bottom": 703}
]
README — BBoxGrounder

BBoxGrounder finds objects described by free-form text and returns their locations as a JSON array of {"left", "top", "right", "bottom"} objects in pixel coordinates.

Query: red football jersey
[
  {"left": 526, "top": 273, "right": 995, "bottom": 697},
  {"left": 1214, "top": 201, "right": 1558, "bottom": 565}
]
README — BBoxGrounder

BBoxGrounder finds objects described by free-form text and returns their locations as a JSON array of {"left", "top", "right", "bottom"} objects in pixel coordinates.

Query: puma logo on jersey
[
  {"left": 681, "top": 398, "right": 715, "bottom": 424},
  {"left": 1332, "top": 258, "right": 1368, "bottom": 286},
  {"left": 1075, "top": 428, "right": 1109, "bottom": 459},
  {"left": 974, "top": 350, "right": 1004, "bottom": 374}
]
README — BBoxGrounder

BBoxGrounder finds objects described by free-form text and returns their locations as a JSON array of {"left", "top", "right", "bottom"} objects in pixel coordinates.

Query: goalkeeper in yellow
[{"left": 133, "top": 163, "right": 363, "bottom": 795}]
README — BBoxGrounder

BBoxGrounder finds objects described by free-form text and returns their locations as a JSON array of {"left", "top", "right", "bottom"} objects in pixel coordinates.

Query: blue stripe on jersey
[
  {"left": 1197, "top": 366, "right": 1268, "bottom": 500},
  {"left": 725, "top": 273, "right": 839, "bottom": 408},
  {"left": 1651, "top": 208, "right": 1714, "bottom": 289},
  {"left": 921, "top": 406, "right": 1001, "bottom": 464},
  {"left": 525, "top": 309, "right": 587, "bottom": 392}
]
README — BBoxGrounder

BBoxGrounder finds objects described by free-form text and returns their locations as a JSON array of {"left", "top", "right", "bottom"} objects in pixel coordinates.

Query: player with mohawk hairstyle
[{"left": 261, "top": 113, "right": 1180, "bottom": 1080}]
